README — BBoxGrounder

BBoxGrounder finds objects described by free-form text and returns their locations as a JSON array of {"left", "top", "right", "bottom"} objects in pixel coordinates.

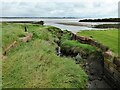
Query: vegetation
[
  {"left": 77, "top": 29, "right": 118, "bottom": 56},
  {"left": 79, "top": 18, "right": 120, "bottom": 22},
  {"left": 79, "top": 18, "right": 120, "bottom": 28},
  {"left": 61, "top": 40, "right": 97, "bottom": 58},
  {"left": 94, "top": 24, "right": 120, "bottom": 28},
  {"left": 2, "top": 23, "right": 87, "bottom": 88},
  {"left": 0, "top": 23, "right": 2, "bottom": 52},
  {"left": 2, "top": 23, "right": 25, "bottom": 51},
  {"left": 61, "top": 40, "right": 96, "bottom": 53},
  {"left": 59, "top": 30, "right": 97, "bottom": 59}
]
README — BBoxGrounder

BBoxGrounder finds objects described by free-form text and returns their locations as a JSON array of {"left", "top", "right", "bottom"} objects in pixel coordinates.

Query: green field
[
  {"left": 2, "top": 23, "right": 87, "bottom": 88},
  {"left": 77, "top": 29, "right": 118, "bottom": 56}
]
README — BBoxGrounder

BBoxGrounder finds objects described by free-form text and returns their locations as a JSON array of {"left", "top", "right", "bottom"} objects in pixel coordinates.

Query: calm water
[{"left": 1, "top": 18, "right": 117, "bottom": 33}]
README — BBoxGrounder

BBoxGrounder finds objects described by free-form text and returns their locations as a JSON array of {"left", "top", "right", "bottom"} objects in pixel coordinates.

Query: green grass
[
  {"left": 60, "top": 30, "right": 97, "bottom": 56},
  {"left": 77, "top": 29, "right": 118, "bottom": 55},
  {"left": 2, "top": 23, "right": 25, "bottom": 50},
  {"left": 62, "top": 40, "right": 96, "bottom": 52},
  {"left": 0, "top": 23, "right": 2, "bottom": 52},
  {"left": 61, "top": 40, "right": 97, "bottom": 56},
  {"left": 2, "top": 23, "right": 87, "bottom": 88}
]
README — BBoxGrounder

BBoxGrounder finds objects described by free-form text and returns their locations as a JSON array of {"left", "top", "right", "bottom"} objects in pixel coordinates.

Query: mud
[{"left": 81, "top": 53, "right": 112, "bottom": 89}]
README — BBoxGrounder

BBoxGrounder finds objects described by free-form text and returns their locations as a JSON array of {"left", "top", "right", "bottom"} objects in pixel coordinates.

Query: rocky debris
[{"left": 104, "top": 50, "right": 113, "bottom": 57}]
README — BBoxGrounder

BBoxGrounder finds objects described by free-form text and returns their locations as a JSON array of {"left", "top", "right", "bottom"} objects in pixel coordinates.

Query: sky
[{"left": 1, "top": 0, "right": 120, "bottom": 18}]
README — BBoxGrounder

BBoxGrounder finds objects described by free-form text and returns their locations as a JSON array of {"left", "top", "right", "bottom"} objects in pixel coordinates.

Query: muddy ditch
[{"left": 55, "top": 38, "right": 112, "bottom": 89}]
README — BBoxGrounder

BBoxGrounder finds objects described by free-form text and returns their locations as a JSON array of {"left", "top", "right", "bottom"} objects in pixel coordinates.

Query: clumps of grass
[
  {"left": 2, "top": 23, "right": 88, "bottom": 88},
  {"left": 77, "top": 29, "right": 118, "bottom": 55},
  {"left": 31, "top": 30, "right": 51, "bottom": 41},
  {"left": 18, "top": 34, "right": 26, "bottom": 37},
  {"left": 61, "top": 40, "right": 97, "bottom": 57},
  {"left": 3, "top": 39, "right": 87, "bottom": 88},
  {"left": 61, "top": 33, "right": 72, "bottom": 41},
  {"left": 46, "top": 26, "right": 63, "bottom": 39},
  {"left": 2, "top": 23, "right": 25, "bottom": 50}
]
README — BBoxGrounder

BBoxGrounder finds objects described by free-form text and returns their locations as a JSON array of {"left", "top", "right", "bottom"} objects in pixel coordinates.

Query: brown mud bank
[{"left": 57, "top": 22, "right": 94, "bottom": 27}]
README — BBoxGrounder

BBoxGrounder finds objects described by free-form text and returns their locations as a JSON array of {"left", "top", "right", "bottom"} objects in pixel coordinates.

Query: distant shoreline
[
  {"left": 57, "top": 22, "right": 119, "bottom": 29},
  {"left": 79, "top": 18, "right": 120, "bottom": 22},
  {"left": 57, "top": 22, "right": 94, "bottom": 28}
]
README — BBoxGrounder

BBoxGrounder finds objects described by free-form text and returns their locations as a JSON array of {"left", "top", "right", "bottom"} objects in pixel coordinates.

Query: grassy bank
[
  {"left": 2, "top": 23, "right": 87, "bottom": 88},
  {"left": 77, "top": 29, "right": 118, "bottom": 56},
  {"left": 60, "top": 31, "right": 97, "bottom": 57},
  {"left": 2, "top": 23, "right": 25, "bottom": 51}
]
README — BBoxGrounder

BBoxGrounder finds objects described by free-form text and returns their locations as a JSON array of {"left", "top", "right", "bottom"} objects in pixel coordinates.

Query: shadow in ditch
[{"left": 56, "top": 42, "right": 112, "bottom": 89}]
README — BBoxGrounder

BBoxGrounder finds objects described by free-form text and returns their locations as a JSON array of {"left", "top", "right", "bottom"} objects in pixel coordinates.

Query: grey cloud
[{"left": 1, "top": 1, "right": 119, "bottom": 18}]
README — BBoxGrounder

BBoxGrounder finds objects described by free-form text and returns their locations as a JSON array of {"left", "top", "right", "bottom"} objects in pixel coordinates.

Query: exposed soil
[
  {"left": 55, "top": 32, "right": 112, "bottom": 89},
  {"left": 56, "top": 44, "right": 112, "bottom": 89},
  {"left": 81, "top": 53, "right": 112, "bottom": 89}
]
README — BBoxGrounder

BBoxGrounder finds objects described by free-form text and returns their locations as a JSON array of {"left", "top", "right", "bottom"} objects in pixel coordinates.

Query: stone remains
[
  {"left": 19, "top": 33, "right": 33, "bottom": 42},
  {"left": 3, "top": 41, "right": 17, "bottom": 55},
  {"left": 71, "top": 33, "right": 109, "bottom": 52},
  {"left": 71, "top": 32, "right": 120, "bottom": 88},
  {"left": 104, "top": 50, "right": 113, "bottom": 60}
]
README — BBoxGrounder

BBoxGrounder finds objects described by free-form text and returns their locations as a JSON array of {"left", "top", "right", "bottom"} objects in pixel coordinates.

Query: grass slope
[
  {"left": 2, "top": 23, "right": 25, "bottom": 50},
  {"left": 61, "top": 40, "right": 97, "bottom": 53},
  {"left": 77, "top": 29, "right": 118, "bottom": 55},
  {"left": 2, "top": 23, "right": 87, "bottom": 88}
]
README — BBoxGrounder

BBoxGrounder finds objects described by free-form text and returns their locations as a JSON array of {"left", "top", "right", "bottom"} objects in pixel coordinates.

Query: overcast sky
[{"left": 1, "top": 0, "right": 120, "bottom": 18}]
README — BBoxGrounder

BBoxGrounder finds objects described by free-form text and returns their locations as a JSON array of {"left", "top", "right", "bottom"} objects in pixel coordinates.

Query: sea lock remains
[{"left": 55, "top": 29, "right": 120, "bottom": 89}]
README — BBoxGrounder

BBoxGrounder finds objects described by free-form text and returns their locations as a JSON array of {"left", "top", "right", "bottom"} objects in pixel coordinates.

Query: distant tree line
[{"left": 79, "top": 18, "right": 120, "bottom": 22}]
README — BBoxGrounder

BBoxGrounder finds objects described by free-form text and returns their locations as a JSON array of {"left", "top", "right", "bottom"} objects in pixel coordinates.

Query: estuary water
[{"left": 1, "top": 18, "right": 117, "bottom": 33}]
